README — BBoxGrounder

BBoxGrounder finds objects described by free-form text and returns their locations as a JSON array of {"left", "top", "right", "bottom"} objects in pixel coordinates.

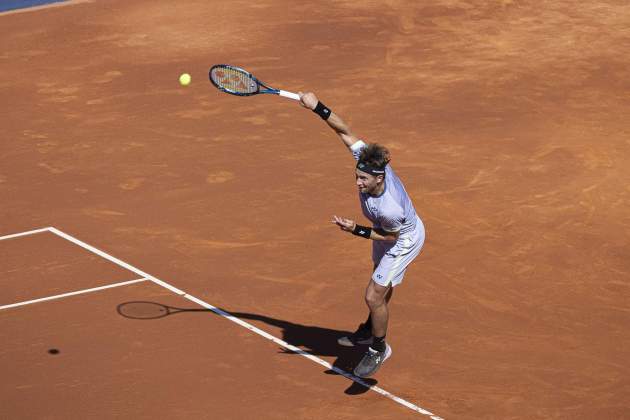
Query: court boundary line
[
  {"left": 0, "top": 227, "right": 51, "bottom": 241},
  {"left": 2, "top": 227, "right": 444, "bottom": 419},
  {"left": 0, "top": 278, "right": 148, "bottom": 310}
]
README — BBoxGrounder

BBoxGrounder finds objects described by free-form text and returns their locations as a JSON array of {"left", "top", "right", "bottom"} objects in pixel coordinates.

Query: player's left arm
[{"left": 332, "top": 216, "right": 400, "bottom": 241}]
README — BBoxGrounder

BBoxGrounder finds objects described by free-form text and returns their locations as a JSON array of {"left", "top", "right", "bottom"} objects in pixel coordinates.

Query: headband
[{"left": 356, "top": 161, "right": 386, "bottom": 176}]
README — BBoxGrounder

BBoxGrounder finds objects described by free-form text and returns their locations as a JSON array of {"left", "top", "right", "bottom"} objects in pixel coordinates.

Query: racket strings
[{"left": 211, "top": 66, "right": 257, "bottom": 94}]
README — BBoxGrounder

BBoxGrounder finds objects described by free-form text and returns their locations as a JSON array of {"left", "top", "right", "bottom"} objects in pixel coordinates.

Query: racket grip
[{"left": 279, "top": 90, "right": 300, "bottom": 101}]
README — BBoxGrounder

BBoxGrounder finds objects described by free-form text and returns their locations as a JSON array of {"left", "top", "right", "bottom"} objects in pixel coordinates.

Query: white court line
[
  {"left": 0, "top": 278, "right": 148, "bottom": 310},
  {"left": 16, "top": 226, "right": 444, "bottom": 419},
  {"left": 0, "top": 227, "right": 52, "bottom": 241},
  {"left": 48, "top": 227, "right": 185, "bottom": 296},
  {"left": 184, "top": 294, "right": 444, "bottom": 419}
]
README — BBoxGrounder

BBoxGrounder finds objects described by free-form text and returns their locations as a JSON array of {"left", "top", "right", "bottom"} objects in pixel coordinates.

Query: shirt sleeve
[{"left": 349, "top": 140, "right": 367, "bottom": 161}]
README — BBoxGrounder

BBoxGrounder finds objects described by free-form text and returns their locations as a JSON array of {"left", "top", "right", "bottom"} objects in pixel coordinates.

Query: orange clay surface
[{"left": 1, "top": 1, "right": 629, "bottom": 419}]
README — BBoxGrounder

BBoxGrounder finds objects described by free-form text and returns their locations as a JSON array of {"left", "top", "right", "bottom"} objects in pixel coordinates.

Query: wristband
[
  {"left": 313, "top": 101, "right": 331, "bottom": 120},
  {"left": 352, "top": 224, "right": 372, "bottom": 239}
]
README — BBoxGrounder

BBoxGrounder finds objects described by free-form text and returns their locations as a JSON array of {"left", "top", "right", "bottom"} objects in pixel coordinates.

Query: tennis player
[{"left": 298, "top": 92, "right": 426, "bottom": 378}]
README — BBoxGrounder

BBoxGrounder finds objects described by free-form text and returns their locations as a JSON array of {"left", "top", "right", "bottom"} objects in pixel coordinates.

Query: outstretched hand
[
  {"left": 298, "top": 91, "right": 319, "bottom": 110},
  {"left": 332, "top": 215, "right": 356, "bottom": 233}
]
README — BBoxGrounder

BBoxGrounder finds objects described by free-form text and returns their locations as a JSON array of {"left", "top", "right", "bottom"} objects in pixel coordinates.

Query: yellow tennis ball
[{"left": 179, "top": 73, "right": 191, "bottom": 86}]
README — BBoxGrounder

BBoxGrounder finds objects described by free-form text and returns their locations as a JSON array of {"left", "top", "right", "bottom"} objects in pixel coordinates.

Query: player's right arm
[{"left": 299, "top": 91, "right": 359, "bottom": 149}]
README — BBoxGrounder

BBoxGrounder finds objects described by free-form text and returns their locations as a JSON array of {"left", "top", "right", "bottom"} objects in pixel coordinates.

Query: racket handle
[{"left": 278, "top": 90, "right": 300, "bottom": 101}]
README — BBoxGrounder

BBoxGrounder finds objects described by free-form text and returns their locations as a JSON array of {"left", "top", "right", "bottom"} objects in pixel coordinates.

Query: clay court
[{"left": 1, "top": 1, "right": 629, "bottom": 419}]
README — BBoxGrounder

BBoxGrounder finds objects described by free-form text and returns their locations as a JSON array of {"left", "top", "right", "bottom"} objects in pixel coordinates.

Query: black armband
[
  {"left": 313, "top": 101, "right": 331, "bottom": 120},
  {"left": 352, "top": 224, "right": 372, "bottom": 239}
]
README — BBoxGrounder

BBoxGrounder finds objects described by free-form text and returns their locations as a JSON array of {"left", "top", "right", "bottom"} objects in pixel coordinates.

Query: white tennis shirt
[{"left": 351, "top": 141, "right": 420, "bottom": 235}]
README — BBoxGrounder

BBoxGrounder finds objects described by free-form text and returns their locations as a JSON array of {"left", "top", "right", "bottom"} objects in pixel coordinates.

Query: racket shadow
[{"left": 116, "top": 300, "right": 376, "bottom": 394}]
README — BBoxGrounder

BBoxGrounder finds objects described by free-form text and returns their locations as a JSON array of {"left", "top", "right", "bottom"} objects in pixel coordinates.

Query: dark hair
[{"left": 358, "top": 143, "right": 391, "bottom": 170}]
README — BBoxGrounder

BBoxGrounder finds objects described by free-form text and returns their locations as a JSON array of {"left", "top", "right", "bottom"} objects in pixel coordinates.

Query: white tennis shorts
[{"left": 372, "top": 216, "right": 425, "bottom": 287}]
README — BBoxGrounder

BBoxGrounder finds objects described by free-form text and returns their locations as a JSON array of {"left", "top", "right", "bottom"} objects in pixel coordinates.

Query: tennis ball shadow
[{"left": 117, "top": 301, "right": 376, "bottom": 394}]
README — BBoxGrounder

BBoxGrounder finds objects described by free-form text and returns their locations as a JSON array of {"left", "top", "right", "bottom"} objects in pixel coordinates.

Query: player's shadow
[
  {"left": 230, "top": 310, "right": 377, "bottom": 395},
  {"left": 117, "top": 301, "right": 377, "bottom": 394}
]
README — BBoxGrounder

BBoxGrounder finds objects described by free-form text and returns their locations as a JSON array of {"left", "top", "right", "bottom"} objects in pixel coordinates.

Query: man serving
[{"left": 299, "top": 92, "right": 426, "bottom": 378}]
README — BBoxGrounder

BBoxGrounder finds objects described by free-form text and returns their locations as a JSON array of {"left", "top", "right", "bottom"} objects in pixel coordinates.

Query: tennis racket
[{"left": 209, "top": 64, "right": 300, "bottom": 101}]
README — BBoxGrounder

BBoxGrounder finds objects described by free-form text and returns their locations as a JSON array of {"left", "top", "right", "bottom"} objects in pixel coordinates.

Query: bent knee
[{"left": 365, "top": 290, "right": 386, "bottom": 308}]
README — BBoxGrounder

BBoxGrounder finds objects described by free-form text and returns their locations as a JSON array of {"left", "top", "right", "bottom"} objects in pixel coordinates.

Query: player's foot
[
  {"left": 337, "top": 323, "right": 373, "bottom": 347},
  {"left": 353, "top": 343, "right": 392, "bottom": 378}
]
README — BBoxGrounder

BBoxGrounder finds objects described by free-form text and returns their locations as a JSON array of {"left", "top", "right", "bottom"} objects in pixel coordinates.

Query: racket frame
[{"left": 209, "top": 64, "right": 300, "bottom": 100}]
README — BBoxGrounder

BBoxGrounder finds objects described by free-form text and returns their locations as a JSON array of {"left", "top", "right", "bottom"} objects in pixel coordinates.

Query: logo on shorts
[{"left": 376, "top": 274, "right": 383, "bottom": 279}]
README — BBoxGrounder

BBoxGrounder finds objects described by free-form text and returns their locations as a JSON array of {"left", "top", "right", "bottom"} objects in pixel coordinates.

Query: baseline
[{"left": 43, "top": 226, "right": 443, "bottom": 419}]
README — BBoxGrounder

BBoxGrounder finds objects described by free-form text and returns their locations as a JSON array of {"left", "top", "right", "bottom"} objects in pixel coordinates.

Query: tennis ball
[{"left": 179, "top": 73, "right": 191, "bottom": 86}]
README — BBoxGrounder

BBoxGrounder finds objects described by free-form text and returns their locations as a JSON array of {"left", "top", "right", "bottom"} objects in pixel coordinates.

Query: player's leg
[
  {"left": 363, "top": 281, "right": 392, "bottom": 331},
  {"left": 365, "top": 279, "right": 391, "bottom": 340},
  {"left": 354, "top": 231, "right": 424, "bottom": 377},
  {"left": 353, "top": 279, "right": 393, "bottom": 378},
  {"left": 337, "top": 263, "right": 389, "bottom": 347}
]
